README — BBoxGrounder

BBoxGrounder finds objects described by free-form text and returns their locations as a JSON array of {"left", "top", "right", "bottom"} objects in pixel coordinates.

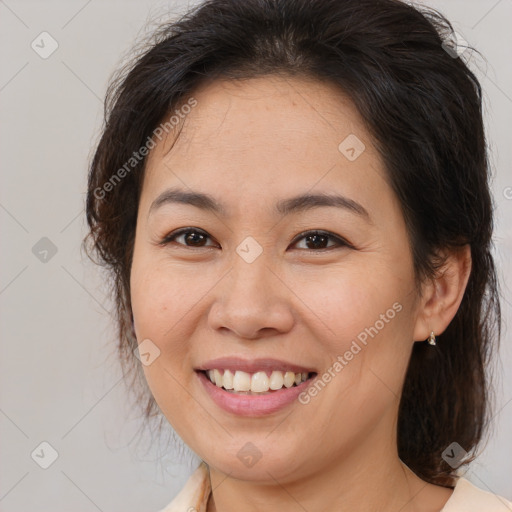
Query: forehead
[
  {"left": 141, "top": 75, "right": 391, "bottom": 218},
  {"left": 150, "top": 75, "right": 370, "bottom": 159}
]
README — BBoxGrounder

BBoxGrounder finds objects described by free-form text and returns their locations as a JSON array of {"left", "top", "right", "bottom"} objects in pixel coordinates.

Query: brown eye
[
  {"left": 160, "top": 228, "right": 352, "bottom": 251},
  {"left": 291, "top": 230, "right": 351, "bottom": 251},
  {"left": 160, "top": 228, "right": 217, "bottom": 248}
]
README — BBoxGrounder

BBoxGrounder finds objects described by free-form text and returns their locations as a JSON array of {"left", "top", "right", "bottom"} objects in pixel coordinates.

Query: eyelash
[{"left": 158, "top": 228, "right": 354, "bottom": 252}]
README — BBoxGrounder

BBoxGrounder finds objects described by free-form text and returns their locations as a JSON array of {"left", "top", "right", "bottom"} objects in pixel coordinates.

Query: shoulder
[
  {"left": 442, "top": 477, "right": 512, "bottom": 512},
  {"left": 156, "top": 462, "right": 211, "bottom": 512}
]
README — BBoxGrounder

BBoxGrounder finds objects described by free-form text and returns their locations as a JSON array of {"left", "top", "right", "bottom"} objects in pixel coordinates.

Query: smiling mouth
[{"left": 198, "top": 369, "right": 317, "bottom": 395}]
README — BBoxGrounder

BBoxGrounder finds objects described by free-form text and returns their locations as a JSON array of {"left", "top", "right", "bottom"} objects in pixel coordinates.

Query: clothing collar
[{"left": 160, "top": 461, "right": 210, "bottom": 512}]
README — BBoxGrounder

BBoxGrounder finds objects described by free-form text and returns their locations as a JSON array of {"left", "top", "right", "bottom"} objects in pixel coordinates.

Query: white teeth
[
  {"left": 283, "top": 371, "right": 296, "bottom": 388},
  {"left": 269, "top": 370, "right": 284, "bottom": 390},
  {"left": 214, "top": 369, "right": 223, "bottom": 387},
  {"left": 223, "top": 369, "right": 234, "bottom": 389},
  {"left": 233, "top": 370, "right": 251, "bottom": 391},
  {"left": 205, "top": 369, "right": 311, "bottom": 393},
  {"left": 250, "top": 371, "right": 270, "bottom": 392}
]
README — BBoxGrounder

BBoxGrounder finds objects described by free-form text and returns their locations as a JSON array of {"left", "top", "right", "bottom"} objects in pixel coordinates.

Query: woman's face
[{"left": 130, "top": 76, "right": 426, "bottom": 482}]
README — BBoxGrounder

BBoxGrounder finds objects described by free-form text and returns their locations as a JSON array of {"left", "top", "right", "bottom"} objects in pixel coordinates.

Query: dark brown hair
[{"left": 84, "top": 0, "right": 501, "bottom": 487}]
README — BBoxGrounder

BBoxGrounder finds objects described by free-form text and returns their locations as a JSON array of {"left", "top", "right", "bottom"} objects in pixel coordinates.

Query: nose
[{"left": 207, "top": 252, "right": 295, "bottom": 340}]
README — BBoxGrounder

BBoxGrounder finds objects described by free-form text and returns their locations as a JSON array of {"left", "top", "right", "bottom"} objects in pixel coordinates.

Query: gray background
[{"left": 0, "top": 0, "right": 511, "bottom": 510}]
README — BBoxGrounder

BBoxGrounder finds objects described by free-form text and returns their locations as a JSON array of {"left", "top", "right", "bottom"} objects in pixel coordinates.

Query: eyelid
[
  {"left": 290, "top": 229, "right": 353, "bottom": 250},
  {"left": 158, "top": 227, "right": 218, "bottom": 247},
  {"left": 159, "top": 227, "right": 354, "bottom": 250}
]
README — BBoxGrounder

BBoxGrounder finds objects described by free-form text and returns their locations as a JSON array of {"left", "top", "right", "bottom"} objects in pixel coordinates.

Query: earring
[{"left": 427, "top": 331, "right": 436, "bottom": 346}]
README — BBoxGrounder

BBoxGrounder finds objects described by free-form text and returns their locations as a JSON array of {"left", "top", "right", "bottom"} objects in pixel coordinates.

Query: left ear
[{"left": 412, "top": 244, "right": 472, "bottom": 341}]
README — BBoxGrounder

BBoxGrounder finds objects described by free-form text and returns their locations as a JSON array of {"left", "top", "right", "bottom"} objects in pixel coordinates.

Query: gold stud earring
[{"left": 427, "top": 331, "right": 436, "bottom": 346}]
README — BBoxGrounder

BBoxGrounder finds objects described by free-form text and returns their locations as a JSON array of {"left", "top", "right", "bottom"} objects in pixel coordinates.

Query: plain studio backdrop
[{"left": 0, "top": 0, "right": 511, "bottom": 510}]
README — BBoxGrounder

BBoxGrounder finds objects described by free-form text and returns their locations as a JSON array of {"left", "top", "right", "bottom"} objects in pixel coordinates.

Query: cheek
[
  {"left": 130, "top": 259, "right": 205, "bottom": 433},
  {"left": 292, "top": 263, "right": 407, "bottom": 345},
  {"left": 296, "top": 264, "right": 414, "bottom": 401},
  {"left": 130, "top": 257, "right": 204, "bottom": 342}
]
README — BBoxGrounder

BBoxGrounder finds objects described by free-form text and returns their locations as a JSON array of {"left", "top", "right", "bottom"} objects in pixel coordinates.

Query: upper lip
[{"left": 195, "top": 357, "right": 316, "bottom": 374}]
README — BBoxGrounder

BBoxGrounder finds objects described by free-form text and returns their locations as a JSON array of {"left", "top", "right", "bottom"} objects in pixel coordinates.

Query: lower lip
[{"left": 196, "top": 371, "right": 314, "bottom": 417}]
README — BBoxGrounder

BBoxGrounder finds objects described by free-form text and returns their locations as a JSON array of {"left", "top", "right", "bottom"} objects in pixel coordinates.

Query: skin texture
[{"left": 130, "top": 75, "right": 471, "bottom": 511}]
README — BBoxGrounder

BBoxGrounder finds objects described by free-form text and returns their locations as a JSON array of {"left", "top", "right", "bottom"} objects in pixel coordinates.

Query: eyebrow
[{"left": 148, "top": 187, "right": 371, "bottom": 222}]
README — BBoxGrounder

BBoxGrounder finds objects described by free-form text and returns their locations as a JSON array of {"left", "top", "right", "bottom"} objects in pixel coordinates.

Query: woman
[{"left": 84, "top": 0, "right": 511, "bottom": 510}]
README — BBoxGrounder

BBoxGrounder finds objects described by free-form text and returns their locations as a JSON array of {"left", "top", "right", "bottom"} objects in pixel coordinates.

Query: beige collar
[{"left": 159, "top": 461, "right": 211, "bottom": 512}]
